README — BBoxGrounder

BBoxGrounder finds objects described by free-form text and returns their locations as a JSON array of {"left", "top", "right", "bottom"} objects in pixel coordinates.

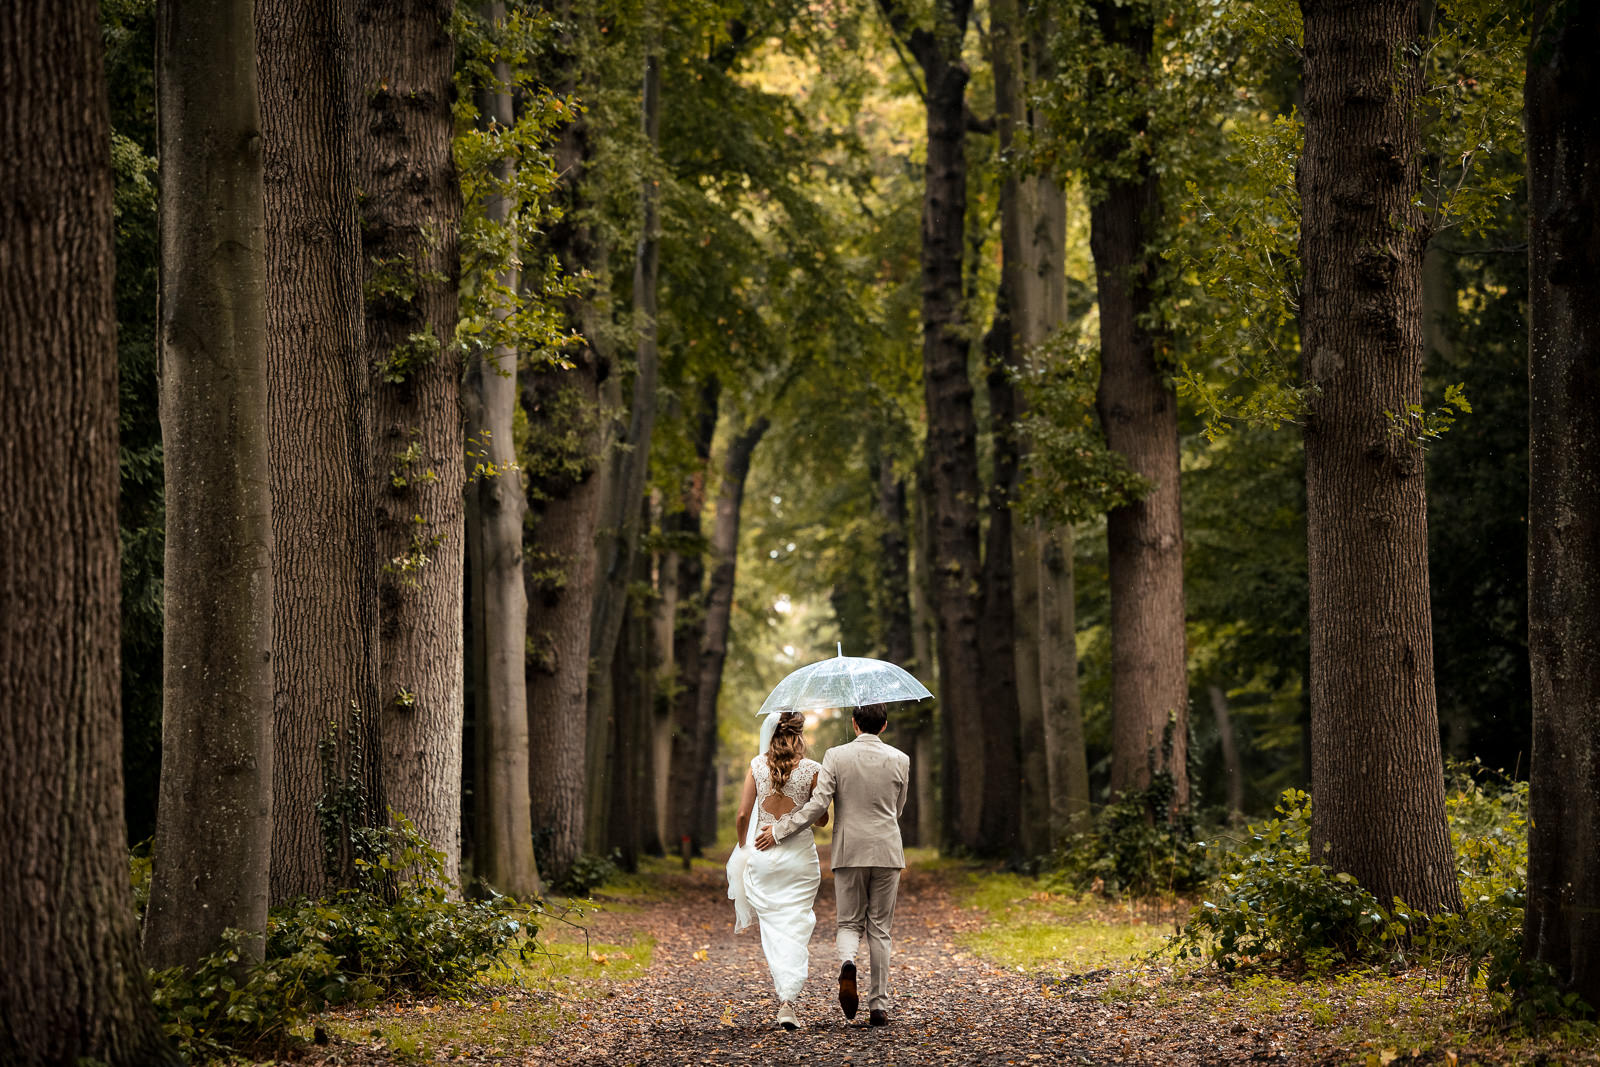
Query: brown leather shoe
[
  {"left": 838, "top": 961, "right": 859, "bottom": 1020},
  {"left": 869, "top": 1009, "right": 889, "bottom": 1027}
]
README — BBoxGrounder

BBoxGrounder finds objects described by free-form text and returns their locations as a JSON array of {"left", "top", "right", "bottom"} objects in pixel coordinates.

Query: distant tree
[
  {"left": 258, "top": 0, "right": 384, "bottom": 902},
  {"left": 1297, "top": 0, "right": 1460, "bottom": 913},
  {"left": 355, "top": 0, "right": 466, "bottom": 883},
  {"left": 144, "top": 0, "right": 274, "bottom": 968},
  {"left": 0, "top": 3, "right": 177, "bottom": 1060},
  {"left": 1524, "top": 0, "right": 1600, "bottom": 1009}
]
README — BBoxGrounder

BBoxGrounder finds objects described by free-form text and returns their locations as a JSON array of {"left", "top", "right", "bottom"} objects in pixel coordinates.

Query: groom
[{"left": 755, "top": 702, "right": 910, "bottom": 1026}]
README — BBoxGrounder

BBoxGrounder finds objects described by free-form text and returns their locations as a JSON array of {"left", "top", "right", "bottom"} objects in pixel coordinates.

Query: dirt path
[{"left": 526, "top": 848, "right": 1281, "bottom": 1066}]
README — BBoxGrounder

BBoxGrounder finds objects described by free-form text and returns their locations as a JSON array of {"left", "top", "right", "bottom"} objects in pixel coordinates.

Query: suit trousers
[{"left": 832, "top": 865, "right": 900, "bottom": 1011}]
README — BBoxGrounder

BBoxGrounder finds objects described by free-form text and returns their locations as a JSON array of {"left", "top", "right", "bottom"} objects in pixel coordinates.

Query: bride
[{"left": 727, "top": 711, "right": 828, "bottom": 1030}]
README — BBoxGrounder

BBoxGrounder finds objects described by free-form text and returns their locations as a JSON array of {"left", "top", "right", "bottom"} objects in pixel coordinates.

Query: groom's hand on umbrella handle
[{"left": 754, "top": 826, "right": 777, "bottom": 851}]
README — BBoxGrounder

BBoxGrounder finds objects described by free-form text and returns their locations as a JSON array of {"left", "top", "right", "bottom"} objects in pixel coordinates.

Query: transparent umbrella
[{"left": 754, "top": 644, "right": 932, "bottom": 716}]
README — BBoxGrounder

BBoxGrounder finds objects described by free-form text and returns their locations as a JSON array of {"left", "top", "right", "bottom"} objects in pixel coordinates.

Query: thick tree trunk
[
  {"left": 463, "top": 30, "right": 539, "bottom": 898},
  {"left": 665, "top": 386, "right": 719, "bottom": 852},
  {"left": 0, "top": 3, "right": 177, "bottom": 1057},
  {"left": 586, "top": 49, "right": 662, "bottom": 852},
  {"left": 1298, "top": 0, "right": 1460, "bottom": 914},
  {"left": 1524, "top": 0, "right": 1600, "bottom": 1009},
  {"left": 876, "top": 458, "right": 922, "bottom": 846},
  {"left": 524, "top": 50, "right": 607, "bottom": 886},
  {"left": 145, "top": 0, "right": 274, "bottom": 968},
  {"left": 522, "top": 352, "right": 603, "bottom": 885},
  {"left": 258, "top": 0, "right": 384, "bottom": 903},
  {"left": 979, "top": 309, "right": 1023, "bottom": 854},
  {"left": 693, "top": 415, "right": 770, "bottom": 848},
  {"left": 355, "top": 0, "right": 465, "bottom": 878},
  {"left": 1089, "top": 4, "right": 1188, "bottom": 809},
  {"left": 1039, "top": 525, "right": 1091, "bottom": 835},
  {"left": 882, "top": 0, "right": 986, "bottom": 851}
]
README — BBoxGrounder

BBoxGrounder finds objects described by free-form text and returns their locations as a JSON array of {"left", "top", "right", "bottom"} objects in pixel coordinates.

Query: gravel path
[{"left": 525, "top": 848, "right": 1283, "bottom": 1066}]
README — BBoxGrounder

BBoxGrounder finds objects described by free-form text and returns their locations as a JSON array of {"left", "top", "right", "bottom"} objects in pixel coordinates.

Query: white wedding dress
[{"left": 727, "top": 754, "right": 822, "bottom": 1004}]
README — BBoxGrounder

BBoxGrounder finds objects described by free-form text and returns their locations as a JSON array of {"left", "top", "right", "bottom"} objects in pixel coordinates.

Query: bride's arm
[
  {"left": 806, "top": 770, "right": 830, "bottom": 827},
  {"left": 734, "top": 769, "right": 757, "bottom": 848}
]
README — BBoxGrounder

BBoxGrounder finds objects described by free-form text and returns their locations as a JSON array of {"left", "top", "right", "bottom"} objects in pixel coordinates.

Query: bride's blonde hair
[{"left": 765, "top": 712, "right": 807, "bottom": 793}]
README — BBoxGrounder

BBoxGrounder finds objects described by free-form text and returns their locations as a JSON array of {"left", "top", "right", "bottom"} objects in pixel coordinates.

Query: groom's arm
[{"left": 760, "top": 754, "right": 836, "bottom": 847}]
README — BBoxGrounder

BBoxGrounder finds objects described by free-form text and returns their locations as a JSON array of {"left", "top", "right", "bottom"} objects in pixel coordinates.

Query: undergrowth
[{"left": 140, "top": 815, "right": 540, "bottom": 1060}]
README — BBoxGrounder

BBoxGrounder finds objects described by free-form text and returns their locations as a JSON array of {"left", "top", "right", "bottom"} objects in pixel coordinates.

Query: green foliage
[
  {"left": 1170, "top": 790, "right": 1405, "bottom": 975},
  {"left": 1171, "top": 776, "right": 1589, "bottom": 1019},
  {"left": 1049, "top": 771, "right": 1215, "bottom": 898},
  {"left": 548, "top": 851, "right": 621, "bottom": 897},
  {"left": 148, "top": 816, "right": 536, "bottom": 1059},
  {"left": 1017, "top": 337, "right": 1152, "bottom": 525}
]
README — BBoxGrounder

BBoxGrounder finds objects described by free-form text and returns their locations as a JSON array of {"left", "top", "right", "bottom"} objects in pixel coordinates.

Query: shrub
[
  {"left": 1168, "top": 790, "right": 1406, "bottom": 974},
  {"left": 147, "top": 814, "right": 537, "bottom": 1058},
  {"left": 1049, "top": 771, "right": 1216, "bottom": 897},
  {"left": 550, "top": 850, "right": 620, "bottom": 897}
]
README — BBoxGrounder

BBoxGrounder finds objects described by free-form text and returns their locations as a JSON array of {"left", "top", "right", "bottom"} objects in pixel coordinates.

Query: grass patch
[
  {"left": 304, "top": 928, "right": 654, "bottom": 1062},
  {"left": 951, "top": 869, "right": 1180, "bottom": 972}
]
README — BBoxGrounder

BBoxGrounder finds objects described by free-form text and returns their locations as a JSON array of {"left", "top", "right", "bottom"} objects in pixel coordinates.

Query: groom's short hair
[{"left": 853, "top": 703, "right": 889, "bottom": 733}]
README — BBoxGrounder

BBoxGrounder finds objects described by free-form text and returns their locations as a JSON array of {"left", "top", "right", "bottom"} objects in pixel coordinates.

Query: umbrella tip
[{"left": 837, "top": 641, "right": 843, "bottom": 657}]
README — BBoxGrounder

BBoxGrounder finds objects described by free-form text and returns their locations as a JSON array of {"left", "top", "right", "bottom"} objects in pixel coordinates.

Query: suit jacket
[{"left": 771, "top": 732, "right": 909, "bottom": 869}]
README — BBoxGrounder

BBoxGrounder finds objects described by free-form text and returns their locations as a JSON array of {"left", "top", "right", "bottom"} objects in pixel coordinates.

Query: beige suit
[{"left": 771, "top": 732, "right": 909, "bottom": 1011}]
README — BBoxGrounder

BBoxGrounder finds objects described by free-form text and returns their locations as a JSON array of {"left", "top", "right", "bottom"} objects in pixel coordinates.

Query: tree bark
[
  {"left": 1298, "top": 0, "right": 1460, "bottom": 914},
  {"left": 0, "top": 2, "right": 178, "bottom": 1057},
  {"left": 463, "top": 18, "right": 539, "bottom": 897},
  {"left": 992, "top": 0, "right": 1052, "bottom": 855},
  {"left": 694, "top": 415, "right": 771, "bottom": 847},
  {"left": 523, "top": 35, "right": 607, "bottom": 885},
  {"left": 145, "top": 0, "right": 274, "bottom": 968},
  {"left": 979, "top": 306, "right": 1023, "bottom": 854},
  {"left": 1039, "top": 525, "right": 1091, "bottom": 835},
  {"left": 1089, "top": 3, "right": 1189, "bottom": 809},
  {"left": 876, "top": 457, "right": 922, "bottom": 845},
  {"left": 1524, "top": 0, "right": 1600, "bottom": 1009},
  {"left": 908, "top": 475, "right": 941, "bottom": 847},
  {"left": 586, "top": 48, "right": 663, "bottom": 852},
  {"left": 880, "top": 0, "right": 986, "bottom": 852},
  {"left": 355, "top": 0, "right": 464, "bottom": 878},
  {"left": 665, "top": 385, "right": 719, "bottom": 852},
  {"left": 258, "top": 0, "right": 384, "bottom": 903},
  {"left": 522, "top": 349, "right": 603, "bottom": 885}
]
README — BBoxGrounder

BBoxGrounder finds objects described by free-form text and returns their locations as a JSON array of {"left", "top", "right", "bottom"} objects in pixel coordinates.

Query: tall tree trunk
[
  {"left": 524, "top": 36, "right": 607, "bottom": 886},
  {"left": 145, "top": 0, "right": 274, "bottom": 968},
  {"left": 694, "top": 415, "right": 771, "bottom": 848},
  {"left": 463, "top": 20, "right": 539, "bottom": 897},
  {"left": 0, "top": 2, "right": 177, "bottom": 1056},
  {"left": 1039, "top": 525, "right": 1091, "bottom": 835},
  {"left": 1524, "top": 0, "right": 1600, "bottom": 1009},
  {"left": 979, "top": 307, "right": 1023, "bottom": 854},
  {"left": 1298, "top": 0, "right": 1460, "bottom": 914},
  {"left": 876, "top": 457, "right": 921, "bottom": 845},
  {"left": 908, "top": 460, "right": 941, "bottom": 846},
  {"left": 586, "top": 48, "right": 663, "bottom": 852},
  {"left": 665, "top": 385, "right": 718, "bottom": 852},
  {"left": 881, "top": 0, "right": 985, "bottom": 851},
  {"left": 992, "top": 0, "right": 1052, "bottom": 855},
  {"left": 650, "top": 509, "right": 679, "bottom": 852},
  {"left": 1089, "top": 3, "right": 1188, "bottom": 809},
  {"left": 522, "top": 350, "right": 603, "bottom": 885},
  {"left": 258, "top": 0, "right": 384, "bottom": 903},
  {"left": 355, "top": 0, "right": 464, "bottom": 876}
]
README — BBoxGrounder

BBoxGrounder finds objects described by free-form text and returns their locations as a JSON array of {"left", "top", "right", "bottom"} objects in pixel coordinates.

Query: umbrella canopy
[{"left": 755, "top": 644, "right": 932, "bottom": 717}]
